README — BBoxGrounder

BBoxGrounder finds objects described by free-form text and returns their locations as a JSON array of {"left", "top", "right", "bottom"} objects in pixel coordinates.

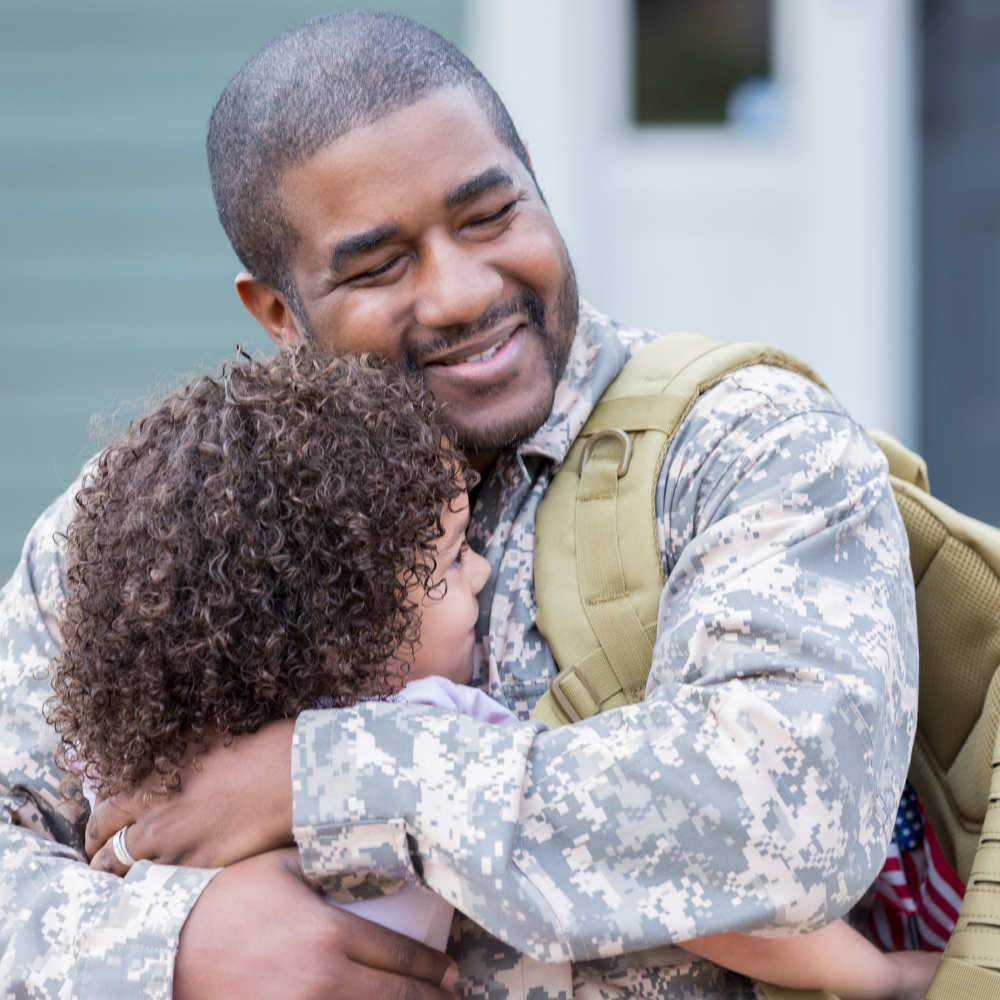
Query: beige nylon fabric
[
  {"left": 757, "top": 985, "right": 838, "bottom": 1000},
  {"left": 869, "top": 464, "right": 1000, "bottom": 885},
  {"left": 950, "top": 669, "right": 1000, "bottom": 832},
  {"left": 576, "top": 454, "right": 656, "bottom": 697},
  {"left": 532, "top": 333, "right": 824, "bottom": 729},
  {"left": 868, "top": 429, "right": 931, "bottom": 494},
  {"left": 924, "top": 958, "right": 1000, "bottom": 1000},
  {"left": 916, "top": 534, "right": 1000, "bottom": 769},
  {"left": 933, "top": 720, "right": 1000, "bottom": 976},
  {"left": 866, "top": 432, "right": 1000, "bottom": 998}
]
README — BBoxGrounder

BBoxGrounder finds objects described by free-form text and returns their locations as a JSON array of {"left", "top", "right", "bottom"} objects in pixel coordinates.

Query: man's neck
[{"left": 466, "top": 449, "right": 499, "bottom": 476}]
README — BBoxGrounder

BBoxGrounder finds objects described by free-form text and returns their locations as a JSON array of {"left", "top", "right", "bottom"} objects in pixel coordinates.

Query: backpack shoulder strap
[{"left": 532, "top": 333, "right": 825, "bottom": 728}]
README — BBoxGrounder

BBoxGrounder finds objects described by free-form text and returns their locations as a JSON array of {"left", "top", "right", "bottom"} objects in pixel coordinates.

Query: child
[{"left": 47, "top": 346, "right": 941, "bottom": 1000}]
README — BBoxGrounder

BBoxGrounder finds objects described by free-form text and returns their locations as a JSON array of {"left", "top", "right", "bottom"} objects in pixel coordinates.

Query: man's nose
[{"left": 413, "top": 232, "right": 504, "bottom": 330}]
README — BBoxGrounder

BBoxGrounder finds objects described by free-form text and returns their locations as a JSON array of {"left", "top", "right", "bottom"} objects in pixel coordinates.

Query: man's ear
[{"left": 235, "top": 273, "right": 305, "bottom": 348}]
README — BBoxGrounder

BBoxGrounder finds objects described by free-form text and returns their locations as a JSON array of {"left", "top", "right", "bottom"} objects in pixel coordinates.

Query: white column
[
  {"left": 785, "top": 0, "right": 917, "bottom": 441},
  {"left": 464, "top": 0, "right": 918, "bottom": 444},
  {"left": 464, "top": 0, "right": 627, "bottom": 297}
]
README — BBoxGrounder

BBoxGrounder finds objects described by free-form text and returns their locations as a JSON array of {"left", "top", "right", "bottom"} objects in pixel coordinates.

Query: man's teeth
[{"left": 447, "top": 335, "right": 509, "bottom": 365}]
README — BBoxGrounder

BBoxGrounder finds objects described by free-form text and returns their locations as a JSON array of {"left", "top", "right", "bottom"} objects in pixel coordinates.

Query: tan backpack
[{"left": 531, "top": 333, "right": 1000, "bottom": 1000}]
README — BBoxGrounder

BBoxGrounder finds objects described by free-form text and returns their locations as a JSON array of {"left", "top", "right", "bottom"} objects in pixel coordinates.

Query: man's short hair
[{"left": 207, "top": 12, "right": 531, "bottom": 317}]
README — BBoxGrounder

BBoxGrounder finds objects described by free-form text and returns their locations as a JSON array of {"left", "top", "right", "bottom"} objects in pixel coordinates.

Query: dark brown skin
[
  {"left": 236, "top": 85, "right": 577, "bottom": 471},
  {"left": 87, "top": 720, "right": 297, "bottom": 872},
  {"left": 86, "top": 86, "right": 576, "bottom": 999},
  {"left": 173, "top": 848, "right": 458, "bottom": 1000}
]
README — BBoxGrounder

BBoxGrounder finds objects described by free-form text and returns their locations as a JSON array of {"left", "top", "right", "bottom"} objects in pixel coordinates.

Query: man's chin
[
  {"left": 432, "top": 267, "right": 579, "bottom": 456},
  {"left": 449, "top": 379, "right": 557, "bottom": 455}
]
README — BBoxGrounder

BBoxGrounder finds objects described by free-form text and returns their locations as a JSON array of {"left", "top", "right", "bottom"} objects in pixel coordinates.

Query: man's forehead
[{"left": 276, "top": 88, "right": 521, "bottom": 232}]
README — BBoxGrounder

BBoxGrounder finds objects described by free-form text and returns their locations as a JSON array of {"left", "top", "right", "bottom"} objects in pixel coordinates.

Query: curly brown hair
[{"left": 47, "top": 346, "right": 472, "bottom": 797}]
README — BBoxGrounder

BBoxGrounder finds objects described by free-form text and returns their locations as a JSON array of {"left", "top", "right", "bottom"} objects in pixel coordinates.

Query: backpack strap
[
  {"left": 922, "top": 651, "right": 1000, "bottom": 999},
  {"left": 532, "top": 333, "right": 825, "bottom": 729},
  {"left": 756, "top": 987, "right": 837, "bottom": 1000},
  {"left": 919, "top": 714, "right": 1000, "bottom": 998}
]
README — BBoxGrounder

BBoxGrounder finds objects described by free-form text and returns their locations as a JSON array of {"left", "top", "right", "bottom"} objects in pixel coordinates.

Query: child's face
[{"left": 396, "top": 491, "right": 492, "bottom": 689}]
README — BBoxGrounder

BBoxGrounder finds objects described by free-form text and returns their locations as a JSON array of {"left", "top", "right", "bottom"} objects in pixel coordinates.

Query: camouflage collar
[{"left": 517, "top": 301, "right": 636, "bottom": 467}]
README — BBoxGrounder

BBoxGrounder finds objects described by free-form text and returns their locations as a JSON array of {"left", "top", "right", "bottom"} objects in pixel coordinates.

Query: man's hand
[
  {"left": 174, "top": 848, "right": 459, "bottom": 1000},
  {"left": 86, "top": 719, "right": 297, "bottom": 872}
]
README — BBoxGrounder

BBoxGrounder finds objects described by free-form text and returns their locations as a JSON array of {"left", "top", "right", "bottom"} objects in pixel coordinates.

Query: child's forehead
[{"left": 440, "top": 493, "right": 471, "bottom": 535}]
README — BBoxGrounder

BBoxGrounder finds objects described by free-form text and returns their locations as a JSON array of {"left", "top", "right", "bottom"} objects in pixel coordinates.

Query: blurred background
[{"left": 1, "top": 0, "right": 998, "bottom": 580}]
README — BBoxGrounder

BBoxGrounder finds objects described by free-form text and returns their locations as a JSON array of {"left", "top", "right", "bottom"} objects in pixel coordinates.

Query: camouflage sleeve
[
  {"left": 0, "top": 484, "right": 219, "bottom": 998},
  {"left": 290, "top": 366, "right": 917, "bottom": 964}
]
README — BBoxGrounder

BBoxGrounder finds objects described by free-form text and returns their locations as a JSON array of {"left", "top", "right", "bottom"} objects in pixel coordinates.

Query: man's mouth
[
  {"left": 424, "top": 326, "right": 526, "bottom": 387},
  {"left": 440, "top": 331, "right": 515, "bottom": 366}
]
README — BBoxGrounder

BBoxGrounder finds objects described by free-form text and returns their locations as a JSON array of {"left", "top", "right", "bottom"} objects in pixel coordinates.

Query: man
[{"left": 0, "top": 12, "right": 916, "bottom": 999}]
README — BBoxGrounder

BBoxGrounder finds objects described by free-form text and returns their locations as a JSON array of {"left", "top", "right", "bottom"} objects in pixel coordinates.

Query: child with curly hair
[
  {"left": 47, "top": 346, "right": 513, "bottom": 950},
  {"left": 47, "top": 347, "right": 939, "bottom": 999}
]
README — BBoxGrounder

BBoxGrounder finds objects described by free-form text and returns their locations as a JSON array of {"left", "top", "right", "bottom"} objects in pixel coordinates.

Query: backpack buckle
[
  {"left": 548, "top": 665, "right": 602, "bottom": 723},
  {"left": 579, "top": 428, "right": 632, "bottom": 478}
]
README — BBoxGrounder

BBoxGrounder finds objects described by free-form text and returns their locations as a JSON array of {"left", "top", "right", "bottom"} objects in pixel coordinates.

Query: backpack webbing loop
[
  {"left": 548, "top": 664, "right": 601, "bottom": 723},
  {"left": 580, "top": 428, "right": 632, "bottom": 477}
]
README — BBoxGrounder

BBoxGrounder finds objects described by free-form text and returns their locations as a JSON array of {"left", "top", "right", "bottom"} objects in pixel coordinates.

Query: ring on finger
[{"left": 111, "top": 825, "right": 138, "bottom": 869}]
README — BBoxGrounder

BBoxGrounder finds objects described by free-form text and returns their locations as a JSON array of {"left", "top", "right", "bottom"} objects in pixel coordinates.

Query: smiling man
[
  {"left": 0, "top": 12, "right": 917, "bottom": 1000},
  {"left": 226, "top": 69, "right": 579, "bottom": 465}
]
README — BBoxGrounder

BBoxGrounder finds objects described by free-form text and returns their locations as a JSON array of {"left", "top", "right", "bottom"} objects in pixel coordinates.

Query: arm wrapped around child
[{"left": 48, "top": 346, "right": 943, "bottom": 1000}]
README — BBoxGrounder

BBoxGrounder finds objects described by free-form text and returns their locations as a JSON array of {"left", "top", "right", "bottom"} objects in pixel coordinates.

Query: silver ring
[{"left": 111, "top": 825, "right": 138, "bottom": 869}]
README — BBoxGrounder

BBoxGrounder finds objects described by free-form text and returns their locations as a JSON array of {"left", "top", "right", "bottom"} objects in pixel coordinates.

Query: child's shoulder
[{"left": 395, "top": 676, "right": 519, "bottom": 726}]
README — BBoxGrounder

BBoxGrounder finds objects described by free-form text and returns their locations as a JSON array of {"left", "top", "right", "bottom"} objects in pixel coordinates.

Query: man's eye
[
  {"left": 451, "top": 540, "right": 469, "bottom": 569},
  {"left": 470, "top": 201, "right": 515, "bottom": 226},
  {"left": 351, "top": 256, "right": 403, "bottom": 282}
]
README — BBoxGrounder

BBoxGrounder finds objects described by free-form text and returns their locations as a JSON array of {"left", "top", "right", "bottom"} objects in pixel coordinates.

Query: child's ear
[{"left": 234, "top": 273, "right": 306, "bottom": 348}]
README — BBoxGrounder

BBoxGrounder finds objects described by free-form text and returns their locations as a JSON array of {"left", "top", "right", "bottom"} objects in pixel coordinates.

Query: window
[{"left": 634, "top": 0, "right": 772, "bottom": 126}]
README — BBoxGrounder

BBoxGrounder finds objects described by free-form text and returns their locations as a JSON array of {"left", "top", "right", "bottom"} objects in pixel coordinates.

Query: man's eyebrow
[
  {"left": 329, "top": 223, "right": 402, "bottom": 274},
  {"left": 444, "top": 166, "right": 514, "bottom": 210}
]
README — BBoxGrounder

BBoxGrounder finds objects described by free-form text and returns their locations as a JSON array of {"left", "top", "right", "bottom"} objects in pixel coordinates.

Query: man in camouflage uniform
[{"left": 0, "top": 12, "right": 917, "bottom": 1000}]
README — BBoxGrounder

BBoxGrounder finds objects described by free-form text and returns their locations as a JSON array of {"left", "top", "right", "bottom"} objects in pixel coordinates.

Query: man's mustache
[{"left": 404, "top": 289, "right": 547, "bottom": 370}]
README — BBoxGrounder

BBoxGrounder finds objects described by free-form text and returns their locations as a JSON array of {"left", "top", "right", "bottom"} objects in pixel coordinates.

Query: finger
[
  {"left": 341, "top": 960, "right": 458, "bottom": 1000},
  {"left": 265, "top": 846, "right": 307, "bottom": 880},
  {"left": 340, "top": 915, "right": 458, "bottom": 989},
  {"left": 89, "top": 839, "right": 130, "bottom": 877},
  {"left": 85, "top": 793, "right": 139, "bottom": 858}
]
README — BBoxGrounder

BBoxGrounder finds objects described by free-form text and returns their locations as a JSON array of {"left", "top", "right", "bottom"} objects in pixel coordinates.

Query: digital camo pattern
[
  {"left": 0, "top": 303, "right": 916, "bottom": 999},
  {"left": 291, "top": 304, "right": 918, "bottom": 998},
  {"left": 448, "top": 913, "right": 762, "bottom": 1000},
  {"left": 0, "top": 476, "right": 219, "bottom": 996}
]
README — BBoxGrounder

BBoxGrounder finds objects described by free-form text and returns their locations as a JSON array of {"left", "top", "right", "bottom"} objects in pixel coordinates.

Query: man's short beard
[{"left": 405, "top": 263, "right": 580, "bottom": 455}]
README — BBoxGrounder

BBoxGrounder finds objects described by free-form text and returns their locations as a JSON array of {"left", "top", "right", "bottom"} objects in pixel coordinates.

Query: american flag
[{"left": 866, "top": 781, "right": 966, "bottom": 952}]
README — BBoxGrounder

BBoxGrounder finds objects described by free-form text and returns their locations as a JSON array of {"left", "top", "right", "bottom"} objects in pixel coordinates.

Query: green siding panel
[{"left": 0, "top": 0, "right": 466, "bottom": 579}]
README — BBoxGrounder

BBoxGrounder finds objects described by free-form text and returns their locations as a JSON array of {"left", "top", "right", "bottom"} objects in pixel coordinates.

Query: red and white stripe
[{"left": 867, "top": 803, "right": 965, "bottom": 952}]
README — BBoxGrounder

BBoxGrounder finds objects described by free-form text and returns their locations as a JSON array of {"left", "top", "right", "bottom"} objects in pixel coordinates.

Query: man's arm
[
  {"left": 85, "top": 368, "right": 917, "bottom": 964},
  {"left": 684, "top": 922, "right": 939, "bottom": 1000},
  {"left": 288, "top": 368, "right": 916, "bottom": 961}
]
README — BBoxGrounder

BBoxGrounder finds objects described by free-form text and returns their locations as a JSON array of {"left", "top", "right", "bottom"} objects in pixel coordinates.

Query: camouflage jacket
[{"left": 0, "top": 304, "right": 917, "bottom": 999}]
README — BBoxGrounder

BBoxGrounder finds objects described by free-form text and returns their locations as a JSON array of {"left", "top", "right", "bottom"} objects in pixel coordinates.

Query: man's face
[{"left": 275, "top": 87, "right": 578, "bottom": 456}]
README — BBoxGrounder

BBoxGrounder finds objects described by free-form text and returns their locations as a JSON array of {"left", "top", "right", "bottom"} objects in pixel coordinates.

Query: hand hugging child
[{"left": 47, "top": 346, "right": 940, "bottom": 1000}]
